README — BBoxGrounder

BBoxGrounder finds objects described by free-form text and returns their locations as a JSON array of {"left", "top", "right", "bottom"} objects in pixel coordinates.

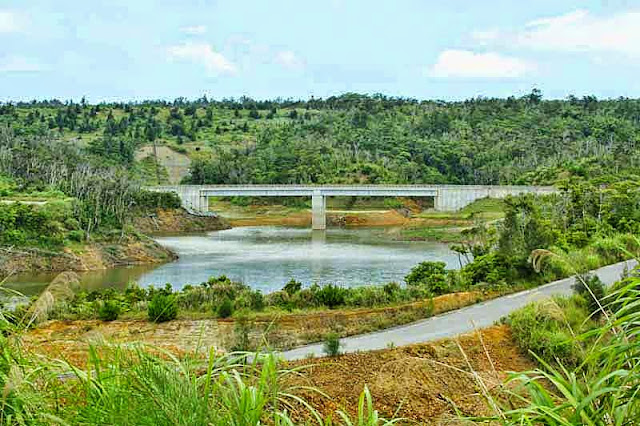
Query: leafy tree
[{"left": 405, "top": 261, "right": 449, "bottom": 294}]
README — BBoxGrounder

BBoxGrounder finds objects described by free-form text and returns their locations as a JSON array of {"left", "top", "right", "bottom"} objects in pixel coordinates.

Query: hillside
[{"left": 2, "top": 92, "right": 640, "bottom": 186}]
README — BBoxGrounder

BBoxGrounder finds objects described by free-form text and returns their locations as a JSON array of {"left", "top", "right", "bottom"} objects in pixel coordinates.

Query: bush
[
  {"left": 572, "top": 274, "right": 606, "bottom": 318},
  {"left": 147, "top": 293, "right": 178, "bottom": 323},
  {"left": 314, "top": 284, "right": 346, "bottom": 309},
  {"left": 283, "top": 279, "right": 302, "bottom": 295},
  {"left": 67, "top": 229, "right": 85, "bottom": 242},
  {"left": 98, "top": 300, "right": 121, "bottom": 321},
  {"left": 462, "top": 252, "right": 509, "bottom": 285},
  {"left": 508, "top": 300, "right": 586, "bottom": 366},
  {"left": 290, "top": 288, "right": 316, "bottom": 309},
  {"left": 323, "top": 332, "right": 341, "bottom": 357},
  {"left": 216, "top": 298, "right": 234, "bottom": 318},
  {"left": 405, "top": 261, "right": 449, "bottom": 295}
]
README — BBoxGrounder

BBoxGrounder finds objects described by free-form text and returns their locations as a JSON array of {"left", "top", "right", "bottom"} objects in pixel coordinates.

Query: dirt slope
[{"left": 288, "top": 325, "right": 533, "bottom": 424}]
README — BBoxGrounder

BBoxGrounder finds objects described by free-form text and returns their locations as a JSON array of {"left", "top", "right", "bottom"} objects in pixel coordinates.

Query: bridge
[{"left": 147, "top": 185, "right": 557, "bottom": 230}]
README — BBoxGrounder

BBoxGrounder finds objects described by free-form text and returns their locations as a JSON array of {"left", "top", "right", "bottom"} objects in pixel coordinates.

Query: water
[{"left": 3, "top": 226, "right": 464, "bottom": 297}]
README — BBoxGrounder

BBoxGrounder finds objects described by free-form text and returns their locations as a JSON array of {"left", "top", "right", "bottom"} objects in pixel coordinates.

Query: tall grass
[
  {"left": 467, "top": 264, "right": 640, "bottom": 424},
  {"left": 0, "top": 300, "right": 401, "bottom": 425}
]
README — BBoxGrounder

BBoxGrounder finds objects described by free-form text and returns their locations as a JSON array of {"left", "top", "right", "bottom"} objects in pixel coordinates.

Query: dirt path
[{"left": 282, "top": 259, "right": 637, "bottom": 360}]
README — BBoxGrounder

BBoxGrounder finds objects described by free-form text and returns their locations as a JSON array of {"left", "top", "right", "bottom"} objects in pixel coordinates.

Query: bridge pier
[
  {"left": 311, "top": 193, "right": 326, "bottom": 230},
  {"left": 199, "top": 194, "right": 209, "bottom": 213}
]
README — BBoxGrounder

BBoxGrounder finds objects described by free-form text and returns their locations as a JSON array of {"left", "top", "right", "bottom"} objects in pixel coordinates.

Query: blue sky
[{"left": 1, "top": 0, "right": 639, "bottom": 101}]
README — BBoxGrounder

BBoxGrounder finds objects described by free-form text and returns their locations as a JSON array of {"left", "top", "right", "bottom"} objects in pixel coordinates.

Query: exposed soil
[
  {"left": 23, "top": 290, "right": 491, "bottom": 367},
  {"left": 24, "top": 321, "right": 533, "bottom": 424},
  {"left": 288, "top": 325, "right": 534, "bottom": 424},
  {"left": 135, "top": 144, "right": 191, "bottom": 184},
  {"left": 228, "top": 209, "right": 411, "bottom": 228},
  {"left": 133, "top": 208, "right": 230, "bottom": 234},
  {"left": 0, "top": 234, "right": 176, "bottom": 276},
  {"left": 24, "top": 318, "right": 223, "bottom": 367}
]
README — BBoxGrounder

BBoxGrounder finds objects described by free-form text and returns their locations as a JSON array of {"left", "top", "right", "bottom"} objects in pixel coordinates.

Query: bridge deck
[{"left": 147, "top": 184, "right": 557, "bottom": 229}]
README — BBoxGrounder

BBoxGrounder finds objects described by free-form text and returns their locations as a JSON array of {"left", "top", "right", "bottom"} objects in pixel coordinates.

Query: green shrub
[
  {"left": 314, "top": 284, "right": 346, "bottom": 309},
  {"left": 98, "top": 300, "right": 121, "bottom": 321},
  {"left": 282, "top": 279, "right": 302, "bottom": 295},
  {"left": 147, "top": 293, "right": 178, "bottom": 323},
  {"left": 229, "top": 313, "right": 252, "bottom": 351},
  {"left": 323, "top": 332, "right": 341, "bottom": 357},
  {"left": 344, "top": 286, "right": 389, "bottom": 307},
  {"left": 508, "top": 300, "right": 586, "bottom": 366},
  {"left": 265, "top": 290, "right": 291, "bottom": 309},
  {"left": 405, "top": 261, "right": 449, "bottom": 294},
  {"left": 572, "top": 274, "right": 606, "bottom": 318},
  {"left": 462, "top": 252, "right": 509, "bottom": 285},
  {"left": 290, "top": 288, "right": 316, "bottom": 309},
  {"left": 133, "top": 190, "right": 182, "bottom": 211},
  {"left": 383, "top": 281, "right": 401, "bottom": 297},
  {"left": 216, "top": 298, "right": 234, "bottom": 318},
  {"left": 67, "top": 229, "right": 85, "bottom": 242},
  {"left": 383, "top": 198, "right": 404, "bottom": 209}
]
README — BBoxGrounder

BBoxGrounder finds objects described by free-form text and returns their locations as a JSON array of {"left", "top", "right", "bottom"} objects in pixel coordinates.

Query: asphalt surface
[{"left": 281, "top": 259, "right": 638, "bottom": 360}]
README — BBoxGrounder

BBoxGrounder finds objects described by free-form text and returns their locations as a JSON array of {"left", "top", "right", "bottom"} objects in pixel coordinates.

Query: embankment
[
  {"left": 133, "top": 207, "right": 230, "bottom": 234},
  {"left": 0, "top": 234, "right": 177, "bottom": 276},
  {"left": 0, "top": 208, "right": 229, "bottom": 276}
]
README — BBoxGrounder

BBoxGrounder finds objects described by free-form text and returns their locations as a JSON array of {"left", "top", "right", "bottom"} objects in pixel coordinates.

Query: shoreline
[{"left": 0, "top": 208, "right": 230, "bottom": 277}]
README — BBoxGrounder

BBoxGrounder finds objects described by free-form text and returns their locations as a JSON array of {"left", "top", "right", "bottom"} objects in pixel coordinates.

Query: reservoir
[{"left": 4, "top": 226, "right": 464, "bottom": 297}]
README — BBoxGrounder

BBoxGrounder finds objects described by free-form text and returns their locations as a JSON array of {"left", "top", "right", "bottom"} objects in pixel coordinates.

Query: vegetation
[
  {"left": 476, "top": 267, "right": 640, "bottom": 424},
  {"left": 216, "top": 297, "right": 234, "bottom": 318},
  {"left": 3, "top": 92, "right": 640, "bottom": 423},
  {"left": 323, "top": 332, "right": 342, "bottom": 357},
  {"left": 147, "top": 292, "right": 178, "bottom": 323},
  {"left": 4, "top": 92, "right": 639, "bottom": 186},
  {"left": 404, "top": 261, "right": 449, "bottom": 295},
  {"left": 98, "top": 299, "right": 121, "bottom": 321},
  {"left": 0, "top": 128, "right": 182, "bottom": 250}
]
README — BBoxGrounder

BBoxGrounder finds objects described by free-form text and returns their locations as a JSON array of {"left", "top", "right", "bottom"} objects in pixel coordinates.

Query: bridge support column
[
  {"left": 311, "top": 192, "right": 326, "bottom": 230},
  {"left": 199, "top": 193, "right": 209, "bottom": 213}
]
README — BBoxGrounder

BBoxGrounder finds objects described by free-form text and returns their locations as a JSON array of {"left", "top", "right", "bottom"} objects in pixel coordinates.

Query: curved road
[{"left": 281, "top": 259, "right": 637, "bottom": 360}]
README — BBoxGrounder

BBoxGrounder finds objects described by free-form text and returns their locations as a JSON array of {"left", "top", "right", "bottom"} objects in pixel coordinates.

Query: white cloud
[
  {"left": 472, "top": 9, "right": 640, "bottom": 57},
  {"left": 517, "top": 9, "right": 640, "bottom": 56},
  {"left": 181, "top": 25, "right": 207, "bottom": 35},
  {"left": 0, "top": 10, "right": 22, "bottom": 33},
  {"left": 428, "top": 49, "right": 534, "bottom": 78},
  {"left": 274, "top": 50, "right": 305, "bottom": 70},
  {"left": 0, "top": 56, "right": 43, "bottom": 72},
  {"left": 167, "top": 42, "right": 236, "bottom": 75}
]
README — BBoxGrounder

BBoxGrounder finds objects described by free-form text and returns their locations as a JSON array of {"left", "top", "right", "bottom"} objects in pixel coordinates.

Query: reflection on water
[{"left": 4, "top": 226, "right": 465, "bottom": 296}]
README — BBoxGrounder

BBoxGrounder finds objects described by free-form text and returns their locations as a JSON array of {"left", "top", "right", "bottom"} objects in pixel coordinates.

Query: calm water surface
[{"left": 4, "top": 226, "right": 464, "bottom": 296}]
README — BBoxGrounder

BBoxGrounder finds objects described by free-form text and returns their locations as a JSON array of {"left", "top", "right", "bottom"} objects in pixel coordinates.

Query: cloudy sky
[{"left": 1, "top": 0, "right": 639, "bottom": 101}]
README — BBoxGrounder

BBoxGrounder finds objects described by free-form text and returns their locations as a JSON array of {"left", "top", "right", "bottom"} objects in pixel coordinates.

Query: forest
[{"left": 1, "top": 91, "right": 639, "bottom": 186}]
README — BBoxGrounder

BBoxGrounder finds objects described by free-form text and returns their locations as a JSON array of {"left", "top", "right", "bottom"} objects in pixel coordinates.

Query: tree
[{"left": 404, "top": 261, "right": 449, "bottom": 294}]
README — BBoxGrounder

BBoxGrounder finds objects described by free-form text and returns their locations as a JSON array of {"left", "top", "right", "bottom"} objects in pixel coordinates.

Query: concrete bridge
[{"left": 147, "top": 185, "right": 557, "bottom": 230}]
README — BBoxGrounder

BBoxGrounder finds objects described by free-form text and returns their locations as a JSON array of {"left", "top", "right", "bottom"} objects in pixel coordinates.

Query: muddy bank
[
  {"left": 0, "top": 208, "right": 229, "bottom": 276},
  {"left": 0, "top": 234, "right": 177, "bottom": 276},
  {"left": 133, "top": 208, "right": 230, "bottom": 234},
  {"left": 227, "top": 209, "right": 410, "bottom": 228}
]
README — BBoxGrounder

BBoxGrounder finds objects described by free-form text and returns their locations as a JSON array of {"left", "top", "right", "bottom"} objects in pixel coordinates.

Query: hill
[{"left": 2, "top": 91, "right": 639, "bottom": 186}]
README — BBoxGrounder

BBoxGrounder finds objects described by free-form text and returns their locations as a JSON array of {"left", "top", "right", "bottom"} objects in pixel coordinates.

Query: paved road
[{"left": 281, "top": 259, "right": 638, "bottom": 360}]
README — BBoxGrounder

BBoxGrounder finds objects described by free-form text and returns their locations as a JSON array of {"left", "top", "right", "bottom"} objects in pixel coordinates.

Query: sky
[{"left": 1, "top": 0, "right": 640, "bottom": 102}]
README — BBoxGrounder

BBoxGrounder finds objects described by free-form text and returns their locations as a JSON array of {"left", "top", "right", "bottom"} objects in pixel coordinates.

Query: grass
[
  {"left": 0, "top": 304, "right": 401, "bottom": 425},
  {"left": 397, "top": 225, "right": 466, "bottom": 242},
  {"left": 416, "top": 197, "right": 505, "bottom": 220},
  {"left": 468, "top": 267, "right": 640, "bottom": 424}
]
